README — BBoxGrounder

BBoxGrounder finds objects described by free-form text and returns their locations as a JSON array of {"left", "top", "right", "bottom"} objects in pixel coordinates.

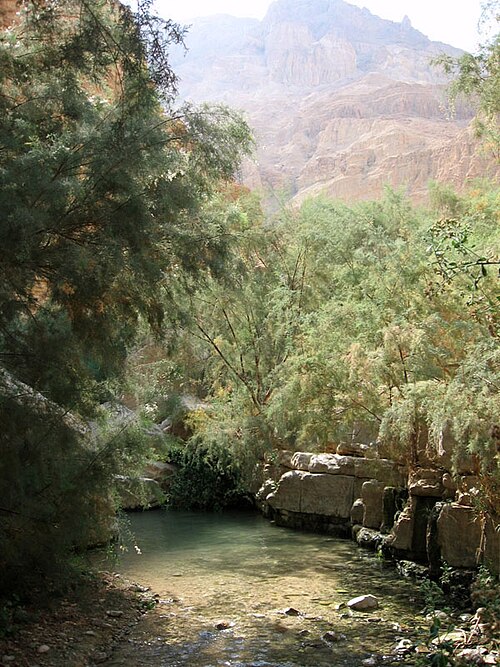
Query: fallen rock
[
  {"left": 347, "top": 594, "right": 379, "bottom": 611},
  {"left": 214, "top": 620, "right": 232, "bottom": 630},
  {"left": 282, "top": 607, "right": 301, "bottom": 616},
  {"left": 37, "top": 645, "right": 50, "bottom": 654}
]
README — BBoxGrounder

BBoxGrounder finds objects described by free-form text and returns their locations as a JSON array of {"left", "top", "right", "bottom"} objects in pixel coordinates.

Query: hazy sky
[{"left": 152, "top": 0, "right": 487, "bottom": 52}]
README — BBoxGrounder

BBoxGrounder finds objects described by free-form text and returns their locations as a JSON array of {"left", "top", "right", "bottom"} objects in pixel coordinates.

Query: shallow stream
[{"left": 102, "top": 509, "right": 426, "bottom": 666}]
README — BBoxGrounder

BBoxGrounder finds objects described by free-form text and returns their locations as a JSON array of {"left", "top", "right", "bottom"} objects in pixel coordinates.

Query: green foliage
[
  {"left": 164, "top": 437, "right": 246, "bottom": 511},
  {"left": 0, "top": 0, "right": 252, "bottom": 593},
  {"left": 433, "top": 2, "right": 500, "bottom": 157},
  {"left": 159, "top": 182, "right": 499, "bottom": 513}
]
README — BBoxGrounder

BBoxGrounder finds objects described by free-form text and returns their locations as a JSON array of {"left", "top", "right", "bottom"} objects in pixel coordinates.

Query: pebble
[
  {"left": 84, "top": 630, "right": 97, "bottom": 636},
  {"left": 36, "top": 645, "right": 50, "bottom": 654},
  {"left": 106, "top": 610, "right": 124, "bottom": 618},
  {"left": 2, "top": 656, "right": 16, "bottom": 664},
  {"left": 362, "top": 658, "right": 377, "bottom": 666}
]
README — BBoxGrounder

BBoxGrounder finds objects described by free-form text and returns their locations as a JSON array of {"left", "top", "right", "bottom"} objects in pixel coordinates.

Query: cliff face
[{"left": 172, "top": 0, "right": 498, "bottom": 204}]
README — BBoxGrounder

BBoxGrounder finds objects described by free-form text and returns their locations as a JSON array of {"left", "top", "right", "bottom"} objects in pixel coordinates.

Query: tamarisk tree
[{"left": 0, "top": 0, "right": 252, "bottom": 592}]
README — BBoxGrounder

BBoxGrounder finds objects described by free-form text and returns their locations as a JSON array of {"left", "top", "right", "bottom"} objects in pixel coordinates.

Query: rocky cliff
[{"left": 172, "top": 0, "right": 498, "bottom": 204}]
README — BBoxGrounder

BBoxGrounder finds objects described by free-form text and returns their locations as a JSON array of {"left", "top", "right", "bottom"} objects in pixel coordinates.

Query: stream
[{"left": 100, "top": 509, "right": 426, "bottom": 667}]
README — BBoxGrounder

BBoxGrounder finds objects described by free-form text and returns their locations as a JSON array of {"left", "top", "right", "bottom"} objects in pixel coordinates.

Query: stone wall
[{"left": 257, "top": 449, "right": 499, "bottom": 575}]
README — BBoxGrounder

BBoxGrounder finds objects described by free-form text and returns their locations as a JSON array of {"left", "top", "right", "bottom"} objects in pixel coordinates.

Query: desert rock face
[{"left": 172, "top": 0, "right": 499, "bottom": 204}]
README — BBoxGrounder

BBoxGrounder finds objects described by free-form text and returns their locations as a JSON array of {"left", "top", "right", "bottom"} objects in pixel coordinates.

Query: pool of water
[{"left": 100, "top": 510, "right": 425, "bottom": 667}]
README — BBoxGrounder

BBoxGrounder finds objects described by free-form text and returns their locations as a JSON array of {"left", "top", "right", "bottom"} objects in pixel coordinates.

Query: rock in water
[{"left": 347, "top": 594, "right": 379, "bottom": 611}]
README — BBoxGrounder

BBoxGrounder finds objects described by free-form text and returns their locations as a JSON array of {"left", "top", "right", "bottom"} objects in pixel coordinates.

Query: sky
[{"left": 151, "top": 0, "right": 487, "bottom": 53}]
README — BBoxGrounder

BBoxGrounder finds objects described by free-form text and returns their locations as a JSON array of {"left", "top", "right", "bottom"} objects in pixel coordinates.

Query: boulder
[
  {"left": 266, "top": 470, "right": 354, "bottom": 518},
  {"left": 437, "top": 503, "right": 482, "bottom": 567},
  {"left": 290, "top": 452, "right": 314, "bottom": 470},
  {"left": 300, "top": 472, "right": 355, "bottom": 518},
  {"left": 353, "top": 458, "right": 405, "bottom": 487},
  {"left": 351, "top": 498, "right": 365, "bottom": 525},
  {"left": 347, "top": 594, "right": 379, "bottom": 611},
  {"left": 361, "top": 480, "right": 385, "bottom": 529},
  {"left": 266, "top": 470, "right": 303, "bottom": 513},
  {"left": 386, "top": 497, "right": 416, "bottom": 552},
  {"left": 336, "top": 442, "right": 378, "bottom": 458},
  {"left": 408, "top": 468, "right": 444, "bottom": 497},
  {"left": 355, "top": 527, "right": 385, "bottom": 551},
  {"left": 308, "top": 453, "right": 355, "bottom": 476}
]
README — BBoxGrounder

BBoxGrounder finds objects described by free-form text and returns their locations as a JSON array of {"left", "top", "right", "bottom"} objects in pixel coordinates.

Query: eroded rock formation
[{"left": 172, "top": 0, "right": 499, "bottom": 205}]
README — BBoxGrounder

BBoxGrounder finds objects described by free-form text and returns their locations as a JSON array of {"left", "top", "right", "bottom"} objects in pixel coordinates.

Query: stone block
[
  {"left": 307, "top": 453, "right": 356, "bottom": 475},
  {"left": 267, "top": 470, "right": 355, "bottom": 519},
  {"left": 300, "top": 473, "right": 354, "bottom": 518},
  {"left": 266, "top": 470, "right": 303, "bottom": 512},
  {"left": 437, "top": 503, "right": 482, "bottom": 568},
  {"left": 361, "top": 480, "right": 385, "bottom": 529}
]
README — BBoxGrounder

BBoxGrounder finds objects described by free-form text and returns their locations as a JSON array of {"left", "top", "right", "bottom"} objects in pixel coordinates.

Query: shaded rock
[
  {"left": 355, "top": 527, "right": 385, "bottom": 551},
  {"left": 382, "top": 486, "right": 407, "bottom": 533},
  {"left": 351, "top": 498, "right": 365, "bottom": 524},
  {"left": 256, "top": 478, "right": 277, "bottom": 502},
  {"left": 336, "top": 441, "right": 378, "bottom": 458},
  {"left": 114, "top": 475, "right": 164, "bottom": 510},
  {"left": 408, "top": 468, "right": 444, "bottom": 497},
  {"left": 143, "top": 461, "right": 177, "bottom": 490},
  {"left": 347, "top": 594, "right": 379, "bottom": 611},
  {"left": 483, "top": 515, "right": 500, "bottom": 575},
  {"left": 353, "top": 458, "right": 405, "bottom": 486},
  {"left": 437, "top": 503, "right": 482, "bottom": 567},
  {"left": 396, "top": 560, "right": 429, "bottom": 579},
  {"left": 386, "top": 497, "right": 415, "bottom": 552},
  {"left": 361, "top": 480, "right": 384, "bottom": 529}
]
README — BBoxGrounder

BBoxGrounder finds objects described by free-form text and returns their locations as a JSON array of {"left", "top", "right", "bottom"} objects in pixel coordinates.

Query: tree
[
  {"left": 434, "top": 1, "right": 500, "bottom": 158},
  {"left": 0, "top": 0, "right": 252, "bottom": 593}
]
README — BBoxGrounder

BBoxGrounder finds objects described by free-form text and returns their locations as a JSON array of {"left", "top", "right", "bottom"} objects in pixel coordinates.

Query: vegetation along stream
[{"left": 100, "top": 509, "right": 427, "bottom": 667}]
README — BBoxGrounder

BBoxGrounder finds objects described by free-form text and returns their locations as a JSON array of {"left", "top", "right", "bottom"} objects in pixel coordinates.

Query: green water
[{"left": 104, "top": 510, "right": 425, "bottom": 667}]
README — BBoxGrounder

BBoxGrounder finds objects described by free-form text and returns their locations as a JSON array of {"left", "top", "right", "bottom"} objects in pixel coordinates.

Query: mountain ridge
[{"left": 173, "top": 0, "right": 498, "bottom": 205}]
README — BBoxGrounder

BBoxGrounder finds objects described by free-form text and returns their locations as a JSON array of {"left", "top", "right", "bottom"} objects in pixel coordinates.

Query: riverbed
[{"left": 100, "top": 509, "right": 426, "bottom": 666}]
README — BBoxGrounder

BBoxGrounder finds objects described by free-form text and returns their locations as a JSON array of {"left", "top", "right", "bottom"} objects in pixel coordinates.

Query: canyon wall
[{"left": 172, "top": 0, "right": 499, "bottom": 204}]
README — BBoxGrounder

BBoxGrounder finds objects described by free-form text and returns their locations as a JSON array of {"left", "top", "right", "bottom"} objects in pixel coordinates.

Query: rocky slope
[{"left": 172, "top": 0, "right": 498, "bottom": 204}]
